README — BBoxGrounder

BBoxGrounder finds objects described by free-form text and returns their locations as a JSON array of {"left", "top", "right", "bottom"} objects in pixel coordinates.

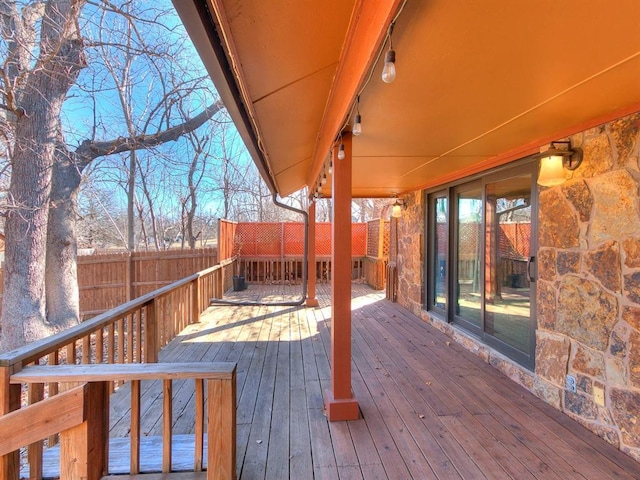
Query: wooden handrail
[
  {"left": 11, "top": 362, "right": 235, "bottom": 383},
  {"left": 0, "top": 257, "right": 235, "bottom": 367}
]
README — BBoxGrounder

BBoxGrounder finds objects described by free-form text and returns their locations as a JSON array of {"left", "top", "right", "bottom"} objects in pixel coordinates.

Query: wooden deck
[{"left": 42, "top": 283, "right": 640, "bottom": 479}]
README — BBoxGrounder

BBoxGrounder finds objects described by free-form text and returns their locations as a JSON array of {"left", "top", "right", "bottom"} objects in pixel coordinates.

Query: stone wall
[
  {"left": 536, "top": 112, "right": 640, "bottom": 460},
  {"left": 394, "top": 111, "right": 640, "bottom": 461},
  {"left": 395, "top": 190, "right": 423, "bottom": 316}
]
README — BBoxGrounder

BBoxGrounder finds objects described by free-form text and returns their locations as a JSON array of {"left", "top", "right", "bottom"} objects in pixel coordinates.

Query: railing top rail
[
  {"left": 0, "top": 257, "right": 236, "bottom": 367},
  {"left": 11, "top": 362, "right": 236, "bottom": 383}
]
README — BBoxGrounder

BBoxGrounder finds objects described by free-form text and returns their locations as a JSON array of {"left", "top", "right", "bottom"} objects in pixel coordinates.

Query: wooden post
[
  {"left": 59, "top": 382, "right": 108, "bottom": 480},
  {"left": 207, "top": 371, "right": 236, "bottom": 480},
  {"left": 126, "top": 252, "right": 135, "bottom": 302},
  {"left": 0, "top": 364, "right": 20, "bottom": 479},
  {"left": 306, "top": 201, "right": 319, "bottom": 307},
  {"left": 145, "top": 301, "right": 158, "bottom": 363},
  {"left": 192, "top": 277, "right": 201, "bottom": 323},
  {"left": 325, "top": 133, "right": 359, "bottom": 421}
]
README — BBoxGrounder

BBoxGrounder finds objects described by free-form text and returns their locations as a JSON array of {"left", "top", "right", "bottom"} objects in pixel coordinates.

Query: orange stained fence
[{"left": 229, "top": 222, "right": 368, "bottom": 258}]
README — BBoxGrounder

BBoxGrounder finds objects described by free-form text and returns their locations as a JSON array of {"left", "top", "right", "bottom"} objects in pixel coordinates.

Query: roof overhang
[{"left": 174, "top": 0, "right": 640, "bottom": 198}]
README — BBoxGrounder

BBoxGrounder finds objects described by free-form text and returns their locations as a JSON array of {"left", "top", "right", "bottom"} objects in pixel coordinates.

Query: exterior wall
[
  {"left": 395, "top": 111, "right": 640, "bottom": 461},
  {"left": 394, "top": 190, "right": 423, "bottom": 316}
]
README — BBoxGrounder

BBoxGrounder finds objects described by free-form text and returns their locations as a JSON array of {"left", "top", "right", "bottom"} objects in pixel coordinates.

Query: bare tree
[{"left": 0, "top": 0, "right": 226, "bottom": 350}]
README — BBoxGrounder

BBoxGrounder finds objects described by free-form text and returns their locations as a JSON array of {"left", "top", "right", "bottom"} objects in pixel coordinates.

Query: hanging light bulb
[
  {"left": 328, "top": 159, "right": 333, "bottom": 174},
  {"left": 352, "top": 96, "right": 362, "bottom": 136},
  {"left": 321, "top": 172, "right": 327, "bottom": 185},
  {"left": 337, "top": 143, "right": 345, "bottom": 160},
  {"left": 318, "top": 182, "right": 323, "bottom": 193},
  {"left": 382, "top": 23, "right": 396, "bottom": 83},
  {"left": 382, "top": 48, "right": 396, "bottom": 83},
  {"left": 352, "top": 113, "right": 362, "bottom": 136}
]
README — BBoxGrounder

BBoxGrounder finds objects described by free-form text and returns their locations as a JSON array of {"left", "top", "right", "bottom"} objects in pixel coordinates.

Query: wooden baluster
[
  {"left": 145, "top": 301, "right": 158, "bottom": 363},
  {"left": 48, "top": 351, "right": 60, "bottom": 446},
  {"left": 66, "top": 342, "right": 76, "bottom": 365},
  {"left": 95, "top": 328, "right": 104, "bottom": 364},
  {"left": 82, "top": 335, "right": 91, "bottom": 364},
  {"left": 117, "top": 317, "right": 125, "bottom": 364},
  {"left": 127, "top": 314, "right": 134, "bottom": 364},
  {"left": 162, "top": 379, "right": 172, "bottom": 473},
  {"left": 130, "top": 380, "right": 141, "bottom": 474},
  {"left": 27, "top": 382, "right": 44, "bottom": 479},
  {"left": 135, "top": 312, "right": 142, "bottom": 363},
  {"left": 107, "top": 323, "right": 115, "bottom": 392},
  {"left": 194, "top": 378, "right": 204, "bottom": 472}
]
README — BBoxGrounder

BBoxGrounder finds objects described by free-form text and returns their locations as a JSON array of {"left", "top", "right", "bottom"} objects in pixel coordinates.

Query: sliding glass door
[{"left": 427, "top": 162, "right": 537, "bottom": 368}]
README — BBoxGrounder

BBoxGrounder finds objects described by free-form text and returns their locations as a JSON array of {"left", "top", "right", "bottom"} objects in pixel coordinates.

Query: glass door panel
[
  {"left": 484, "top": 174, "right": 532, "bottom": 354},
  {"left": 455, "top": 184, "right": 483, "bottom": 329},
  {"left": 432, "top": 195, "right": 448, "bottom": 311}
]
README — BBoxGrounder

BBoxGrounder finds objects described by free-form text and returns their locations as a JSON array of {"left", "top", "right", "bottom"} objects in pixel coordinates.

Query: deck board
[{"left": 30, "top": 282, "right": 640, "bottom": 479}]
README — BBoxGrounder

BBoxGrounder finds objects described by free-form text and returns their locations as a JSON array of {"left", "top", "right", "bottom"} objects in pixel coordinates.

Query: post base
[
  {"left": 306, "top": 298, "right": 319, "bottom": 307},
  {"left": 324, "top": 390, "right": 359, "bottom": 421}
]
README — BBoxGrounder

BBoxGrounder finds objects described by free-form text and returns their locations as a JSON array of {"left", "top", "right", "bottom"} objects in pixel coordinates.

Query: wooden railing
[
  {"left": 3, "top": 363, "right": 236, "bottom": 480},
  {"left": 238, "top": 257, "right": 365, "bottom": 284},
  {"left": 0, "top": 257, "right": 237, "bottom": 479}
]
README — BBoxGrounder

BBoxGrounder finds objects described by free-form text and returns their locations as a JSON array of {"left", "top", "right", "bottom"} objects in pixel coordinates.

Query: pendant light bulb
[
  {"left": 328, "top": 159, "right": 333, "bottom": 174},
  {"left": 318, "top": 183, "right": 323, "bottom": 193},
  {"left": 352, "top": 113, "right": 362, "bottom": 136},
  {"left": 338, "top": 143, "right": 345, "bottom": 160},
  {"left": 321, "top": 172, "right": 327, "bottom": 185},
  {"left": 382, "top": 48, "right": 396, "bottom": 83}
]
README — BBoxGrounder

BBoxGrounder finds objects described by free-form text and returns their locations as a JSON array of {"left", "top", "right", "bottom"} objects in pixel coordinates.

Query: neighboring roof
[{"left": 174, "top": 0, "right": 640, "bottom": 198}]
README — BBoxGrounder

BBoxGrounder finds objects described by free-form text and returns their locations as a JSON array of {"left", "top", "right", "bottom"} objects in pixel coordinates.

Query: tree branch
[{"left": 75, "top": 99, "right": 225, "bottom": 165}]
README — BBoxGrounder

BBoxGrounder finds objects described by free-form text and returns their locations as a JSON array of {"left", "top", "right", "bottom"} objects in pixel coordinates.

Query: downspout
[{"left": 210, "top": 193, "right": 308, "bottom": 307}]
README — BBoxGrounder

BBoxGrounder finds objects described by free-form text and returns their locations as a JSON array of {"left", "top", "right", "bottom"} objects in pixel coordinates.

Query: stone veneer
[{"left": 394, "top": 112, "right": 640, "bottom": 461}]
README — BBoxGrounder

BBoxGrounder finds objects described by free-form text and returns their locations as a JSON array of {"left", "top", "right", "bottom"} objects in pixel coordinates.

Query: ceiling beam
[{"left": 306, "top": 0, "right": 403, "bottom": 189}]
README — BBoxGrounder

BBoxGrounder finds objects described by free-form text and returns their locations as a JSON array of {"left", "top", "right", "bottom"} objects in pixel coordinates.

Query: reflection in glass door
[
  {"left": 455, "top": 183, "right": 483, "bottom": 329},
  {"left": 484, "top": 174, "right": 533, "bottom": 355}
]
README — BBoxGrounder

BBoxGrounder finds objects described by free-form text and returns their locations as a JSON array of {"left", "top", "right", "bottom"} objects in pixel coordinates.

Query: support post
[
  {"left": 324, "top": 133, "right": 359, "bottom": 421},
  {"left": 207, "top": 371, "right": 236, "bottom": 480},
  {"left": 306, "top": 201, "right": 319, "bottom": 307},
  {"left": 0, "top": 364, "right": 20, "bottom": 479},
  {"left": 59, "top": 382, "right": 108, "bottom": 480}
]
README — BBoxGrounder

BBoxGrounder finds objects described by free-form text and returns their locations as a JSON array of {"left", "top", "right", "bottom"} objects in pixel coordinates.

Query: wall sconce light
[
  {"left": 537, "top": 141, "right": 583, "bottom": 187},
  {"left": 391, "top": 198, "right": 406, "bottom": 218}
]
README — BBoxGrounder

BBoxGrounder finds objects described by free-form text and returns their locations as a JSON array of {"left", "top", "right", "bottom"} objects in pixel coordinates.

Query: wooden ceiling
[{"left": 174, "top": 0, "right": 640, "bottom": 198}]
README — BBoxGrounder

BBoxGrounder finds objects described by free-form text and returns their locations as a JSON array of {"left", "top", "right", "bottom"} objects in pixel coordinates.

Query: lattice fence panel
[
  {"left": 234, "top": 223, "right": 282, "bottom": 257},
  {"left": 366, "top": 220, "right": 378, "bottom": 257},
  {"left": 352, "top": 223, "right": 367, "bottom": 257},
  {"left": 382, "top": 221, "right": 390, "bottom": 257}
]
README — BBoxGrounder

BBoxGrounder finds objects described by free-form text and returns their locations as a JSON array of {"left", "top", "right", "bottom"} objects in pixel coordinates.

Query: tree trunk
[
  {"left": 127, "top": 150, "right": 136, "bottom": 251},
  {"left": 0, "top": 0, "right": 86, "bottom": 351},
  {"left": 46, "top": 146, "right": 82, "bottom": 330}
]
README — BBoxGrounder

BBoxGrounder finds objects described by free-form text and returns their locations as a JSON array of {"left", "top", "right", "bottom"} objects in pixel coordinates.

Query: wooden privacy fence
[
  {"left": 0, "top": 257, "right": 237, "bottom": 480},
  {"left": 218, "top": 220, "right": 390, "bottom": 288},
  {"left": 0, "top": 248, "right": 218, "bottom": 319}
]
